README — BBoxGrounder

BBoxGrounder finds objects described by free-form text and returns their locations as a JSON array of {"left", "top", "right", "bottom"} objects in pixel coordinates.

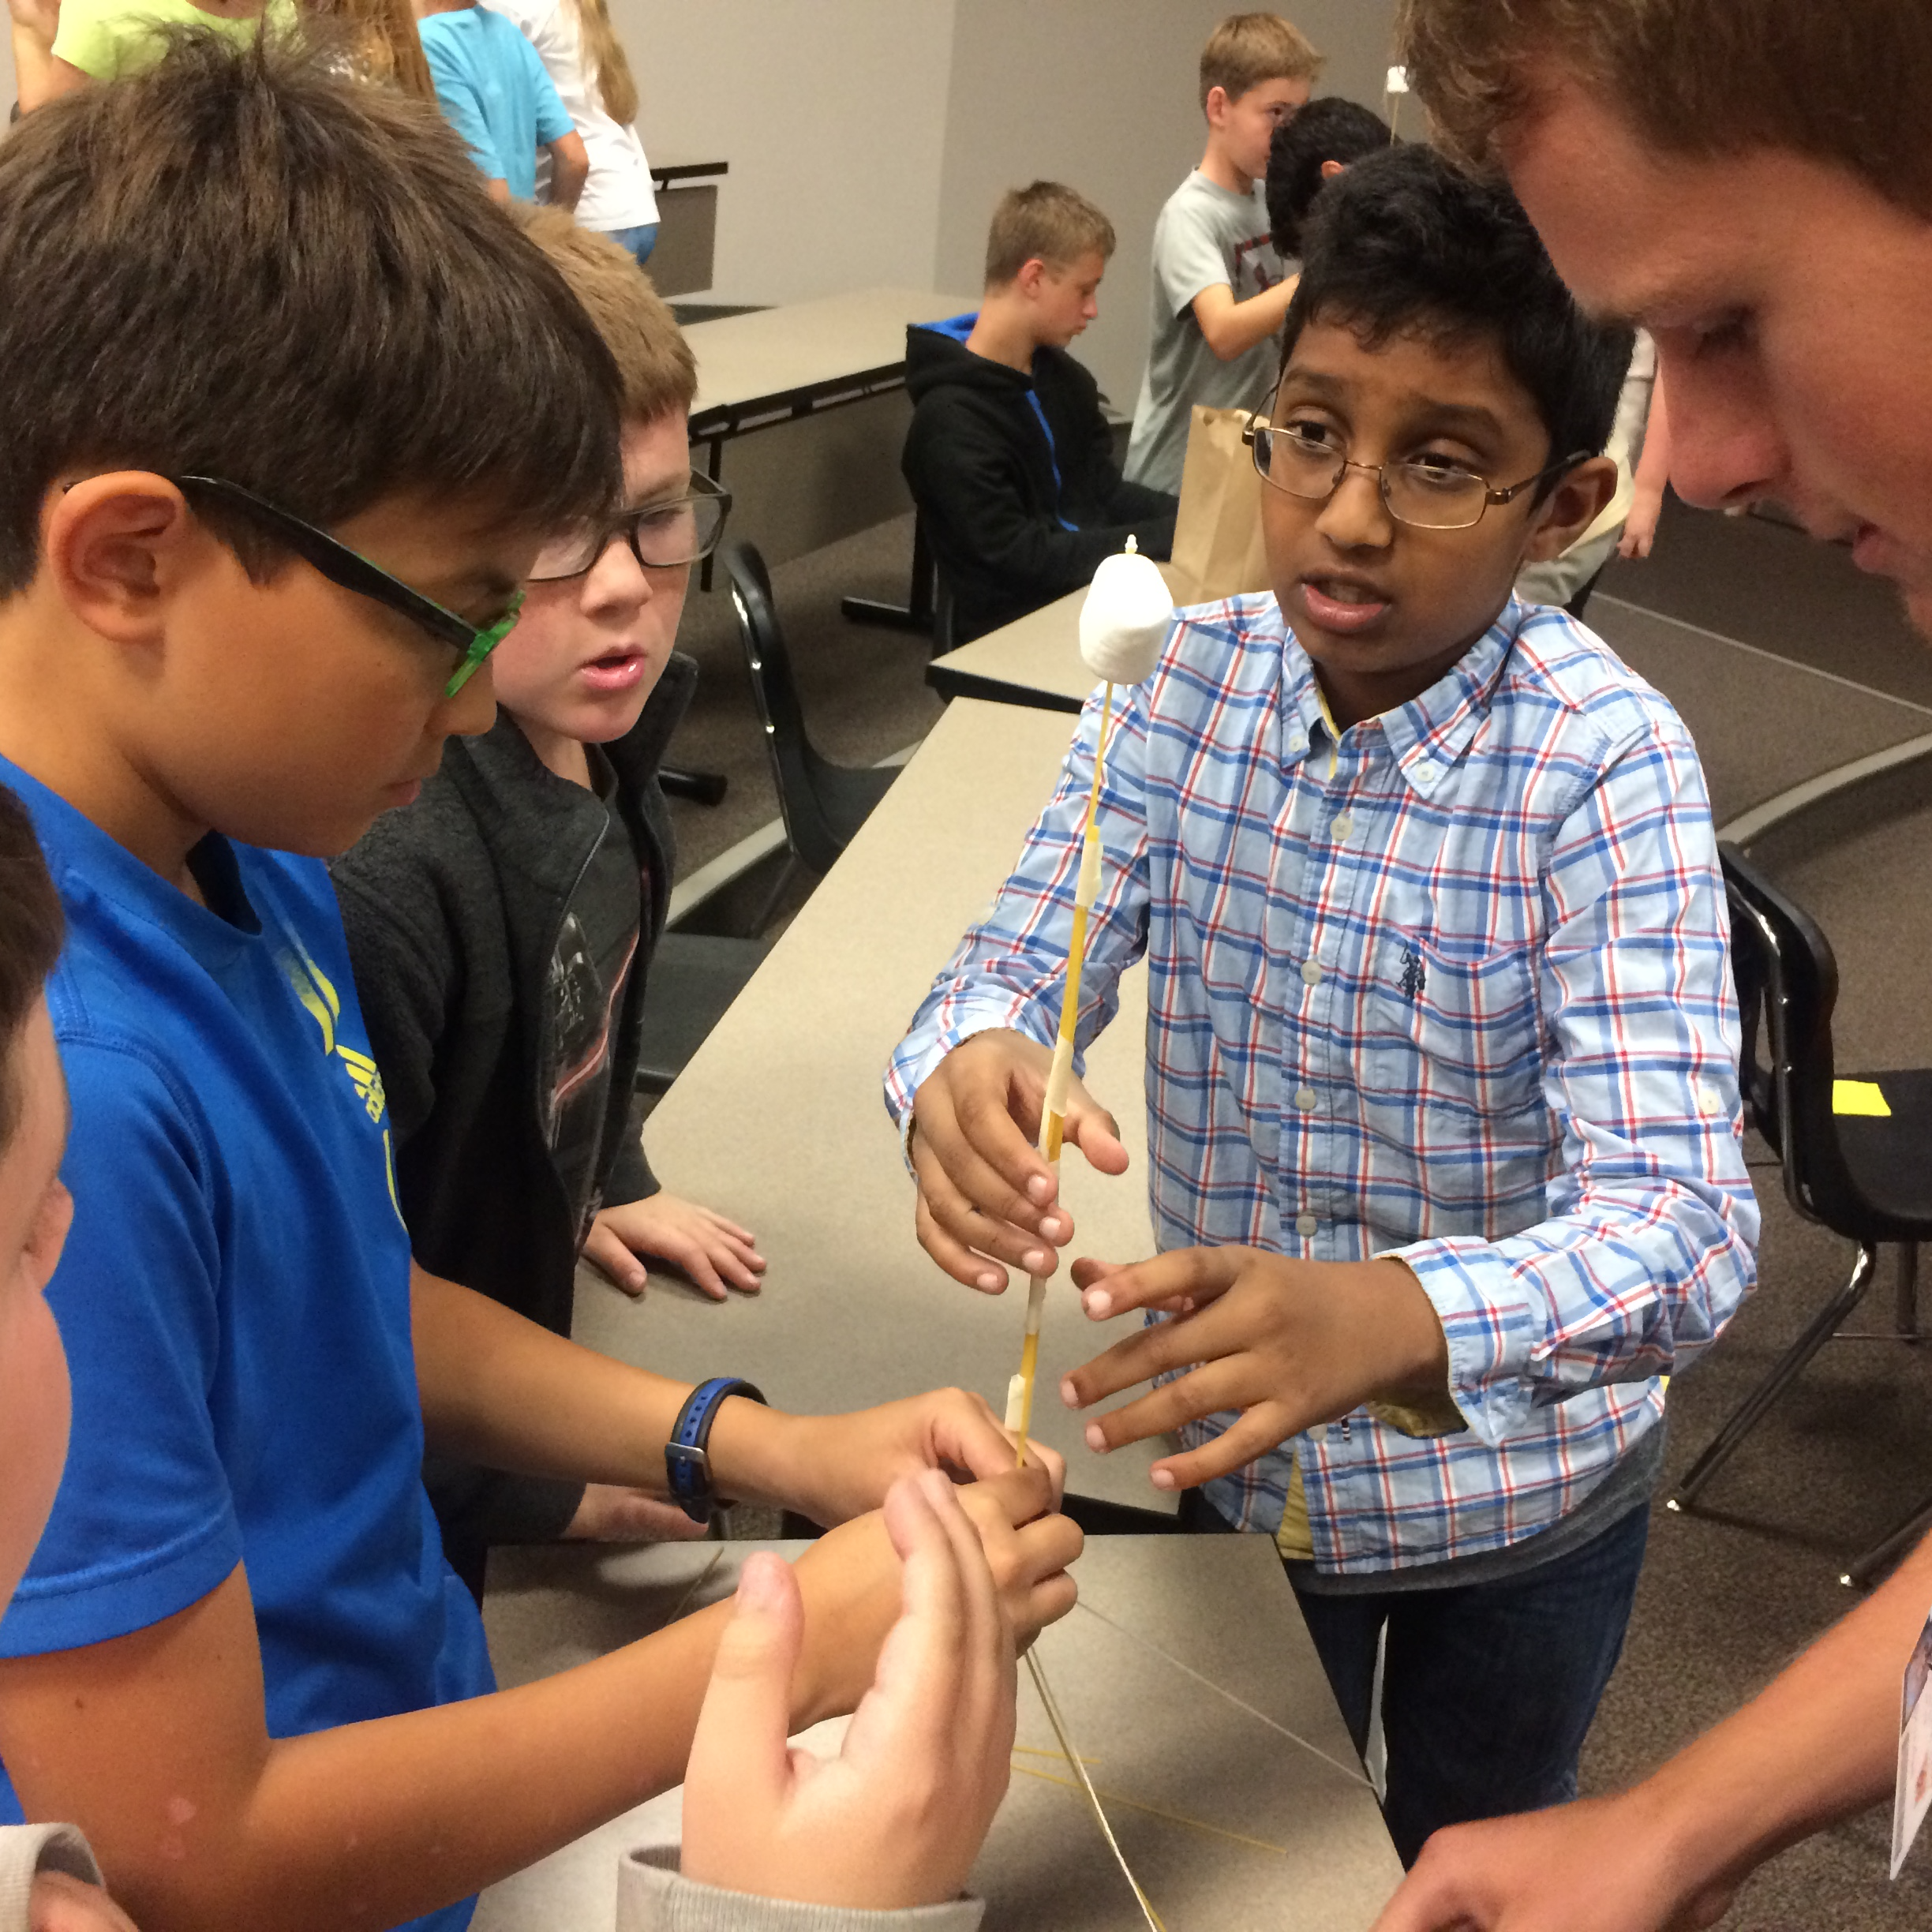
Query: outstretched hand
[
  {"left": 910, "top": 1029, "right": 1129, "bottom": 1292},
  {"left": 682, "top": 1470, "right": 1019, "bottom": 1910},
  {"left": 1060, "top": 1248, "right": 1450, "bottom": 1491}
]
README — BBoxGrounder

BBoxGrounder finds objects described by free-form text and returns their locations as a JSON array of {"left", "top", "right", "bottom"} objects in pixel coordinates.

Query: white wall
[
  {"left": 0, "top": 2, "right": 1398, "bottom": 489},
  {"left": 933, "top": 0, "right": 1402, "bottom": 407},
  {"left": 612, "top": 0, "right": 963, "bottom": 307}
]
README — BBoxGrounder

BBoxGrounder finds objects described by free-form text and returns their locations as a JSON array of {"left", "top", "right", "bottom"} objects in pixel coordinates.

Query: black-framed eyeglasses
[
  {"left": 526, "top": 471, "right": 732, "bottom": 582},
  {"left": 174, "top": 474, "right": 523, "bottom": 697},
  {"left": 1241, "top": 417, "right": 1589, "bottom": 533}
]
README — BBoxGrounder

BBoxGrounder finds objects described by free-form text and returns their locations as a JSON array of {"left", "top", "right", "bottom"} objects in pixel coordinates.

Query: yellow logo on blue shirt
[
  {"left": 280, "top": 939, "right": 402, "bottom": 1223},
  {"left": 280, "top": 942, "right": 388, "bottom": 1124}
]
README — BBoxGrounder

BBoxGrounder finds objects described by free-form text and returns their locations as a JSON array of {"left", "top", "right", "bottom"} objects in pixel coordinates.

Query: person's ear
[
  {"left": 1204, "top": 83, "right": 1229, "bottom": 127},
  {"left": 1015, "top": 257, "right": 1047, "bottom": 301},
  {"left": 42, "top": 474, "right": 204, "bottom": 648},
  {"left": 1519, "top": 455, "right": 1619, "bottom": 564},
  {"left": 1319, "top": 158, "right": 1347, "bottom": 182}
]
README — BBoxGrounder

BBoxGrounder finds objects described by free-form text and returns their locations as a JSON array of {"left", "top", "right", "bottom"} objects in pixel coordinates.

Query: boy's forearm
[
  {"left": 1632, "top": 373, "right": 1671, "bottom": 494},
  {"left": 101, "top": 1589, "right": 734, "bottom": 1932},
  {"left": 1195, "top": 275, "right": 1298, "bottom": 361},
  {"left": 410, "top": 1264, "right": 799, "bottom": 1505},
  {"left": 266, "top": 1615, "right": 725, "bottom": 1927},
  {"left": 11, "top": 23, "right": 58, "bottom": 110},
  {"left": 1631, "top": 1526, "right": 1931, "bottom": 1898}
]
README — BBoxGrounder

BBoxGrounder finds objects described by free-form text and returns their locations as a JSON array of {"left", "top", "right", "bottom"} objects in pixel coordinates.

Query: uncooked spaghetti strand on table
[{"left": 1025, "top": 1649, "right": 1168, "bottom": 1932}]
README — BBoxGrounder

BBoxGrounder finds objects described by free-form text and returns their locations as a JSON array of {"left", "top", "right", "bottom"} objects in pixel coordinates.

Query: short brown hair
[
  {"left": 983, "top": 182, "right": 1116, "bottom": 287},
  {"left": 511, "top": 205, "right": 697, "bottom": 425},
  {"left": 1398, "top": 0, "right": 1932, "bottom": 218},
  {"left": 0, "top": 787, "right": 64, "bottom": 1149},
  {"left": 0, "top": 32, "right": 622, "bottom": 597},
  {"left": 1200, "top": 13, "right": 1324, "bottom": 111}
]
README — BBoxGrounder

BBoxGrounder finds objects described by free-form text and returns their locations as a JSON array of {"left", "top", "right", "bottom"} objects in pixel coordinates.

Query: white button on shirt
[
  {"left": 1301, "top": 960, "right": 1323, "bottom": 987},
  {"left": 1294, "top": 1085, "right": 1317, "bottom": 1110},
  {"left": 1295, "top": 1212, "right": 1318, "bottom": 1237},
  {"left": 1331, "top": 813, "right": 1354, "bottom": 841}
]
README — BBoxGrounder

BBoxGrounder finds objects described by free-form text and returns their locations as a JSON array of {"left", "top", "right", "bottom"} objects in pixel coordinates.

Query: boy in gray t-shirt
[{"left": 1125, "top": 12, "right": 1323, "bottom": 494}]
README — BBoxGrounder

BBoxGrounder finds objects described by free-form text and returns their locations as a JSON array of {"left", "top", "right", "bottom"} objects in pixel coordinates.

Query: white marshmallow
[{"left": 1078, "top": 535, "right": 1173, "bottom": 686}]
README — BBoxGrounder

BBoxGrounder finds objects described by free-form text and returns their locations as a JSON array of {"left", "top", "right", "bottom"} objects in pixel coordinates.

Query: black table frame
[{"left": 924, "top": 661, "right": 1083, "bottom": 714}]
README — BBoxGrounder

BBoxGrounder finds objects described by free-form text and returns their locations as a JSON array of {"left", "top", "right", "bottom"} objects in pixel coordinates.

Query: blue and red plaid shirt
[{"left": 886, "top": 593, "right": 1758, "bottom": 1573}]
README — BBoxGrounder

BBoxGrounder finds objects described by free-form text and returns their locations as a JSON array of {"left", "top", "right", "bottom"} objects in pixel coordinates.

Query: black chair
[
  {"left": 631, "top": 930, "right": 772, "bottom": 1096},
  {"left": 841, "top": 513, "right": 939, "bottom": 642},
  {"left": 723, "top": 541, "right": 900, "bottom": 884},
  {"left": 1671, "top": 845, "right": 1932, "bottom": 1565}
]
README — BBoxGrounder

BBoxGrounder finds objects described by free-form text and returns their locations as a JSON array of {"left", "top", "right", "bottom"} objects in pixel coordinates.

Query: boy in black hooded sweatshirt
[{"left": 901, "top": 181, "right": 1178, "bottom": 644}]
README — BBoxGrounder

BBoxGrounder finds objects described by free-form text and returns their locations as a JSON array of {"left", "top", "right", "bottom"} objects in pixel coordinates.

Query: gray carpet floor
[{"left": 651, "top": 495, "right": 1932, "bottom": 1924}]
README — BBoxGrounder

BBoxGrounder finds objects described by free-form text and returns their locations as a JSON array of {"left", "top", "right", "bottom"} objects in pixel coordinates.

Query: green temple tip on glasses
[{"left": 445, "top": 590, "right": 524, "bottom": 697}]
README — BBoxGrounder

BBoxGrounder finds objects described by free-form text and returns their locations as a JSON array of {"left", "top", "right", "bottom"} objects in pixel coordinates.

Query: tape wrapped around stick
[{"left": 1078, "top": 535, "right": 1174, "bottom": 686}]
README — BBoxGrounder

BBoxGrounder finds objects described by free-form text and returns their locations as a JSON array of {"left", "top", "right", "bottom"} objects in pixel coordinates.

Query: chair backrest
[
  {"left": 1719, "top": 841, "right": 1857, "bottom": 1226},
  {"left": 722, "top": 541, "right": 848, "bottom": 874}
]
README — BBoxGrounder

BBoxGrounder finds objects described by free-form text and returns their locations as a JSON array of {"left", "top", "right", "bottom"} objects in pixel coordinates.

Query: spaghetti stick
[
  {"left": 1010, "top": 691, "right": 1115, "bottom": 1464},
  {"left": 995, "top": 540, "right": 1174, "bottom": 1926},
  {"left": 1004, "top": 532, "right": 1169, "bottom": 1461}
]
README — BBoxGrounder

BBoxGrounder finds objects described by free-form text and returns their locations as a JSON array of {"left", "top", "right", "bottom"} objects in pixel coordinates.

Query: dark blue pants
[{"left": 1181, "top": 1491, "right": 1649, "bottom": 1866}]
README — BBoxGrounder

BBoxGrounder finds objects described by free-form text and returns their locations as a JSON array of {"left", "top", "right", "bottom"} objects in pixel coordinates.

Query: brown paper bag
[{"left": 1167, "top": 403, "right": 1272, "bottom": 605}]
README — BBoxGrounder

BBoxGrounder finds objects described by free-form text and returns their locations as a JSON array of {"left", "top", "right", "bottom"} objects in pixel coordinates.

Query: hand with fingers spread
[
  {"left": 1059, "top": 1247, "right": 1453, "bottom": 1491},
  {"left": 771, "top": 1387, "right": 1067, "bottom": 1529},
  {"left": 784, "top": 1465, "right": 1081, "bottom": 1726},
  {"left": 583, "top": 1192, "right": 766, "bottom": 1301},
  {"left": 908, "top": 1029, "right": 1129, "bottom": 1293},
  {"left": 683, "top": 1470, "right": 1020, "bottom": 1910}
]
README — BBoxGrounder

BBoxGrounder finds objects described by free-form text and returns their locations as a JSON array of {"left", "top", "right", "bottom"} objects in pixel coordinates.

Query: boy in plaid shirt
[{"left": 887, "top": 146, "right": 1757, "bottom": 1863}]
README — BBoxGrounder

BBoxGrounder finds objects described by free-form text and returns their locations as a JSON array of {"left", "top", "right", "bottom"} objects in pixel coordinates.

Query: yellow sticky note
[{"left": 1833, "top": 1079, "right": 1892, "bottom": 1118}]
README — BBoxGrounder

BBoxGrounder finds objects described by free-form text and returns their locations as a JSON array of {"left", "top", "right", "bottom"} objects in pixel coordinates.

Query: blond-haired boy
[
  {"left": 903, "top": 180, "right": 1176, "bottom": 643},
  {"left": 333, "top": 206, "right": 775, "bottom": 1589},
  {"left": 1124, "top": 10, "right": 1323, "bottom": 494}
]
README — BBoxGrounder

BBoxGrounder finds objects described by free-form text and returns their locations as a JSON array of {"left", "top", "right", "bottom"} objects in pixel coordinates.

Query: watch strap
[{"left": 665, "top": 1376, "right": 766, "bottom": 1522}]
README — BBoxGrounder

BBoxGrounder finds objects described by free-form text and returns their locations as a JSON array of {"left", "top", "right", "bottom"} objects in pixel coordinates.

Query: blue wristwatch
[{"left": 665, "top": 1376, "right": 766, "bottom": 1523}]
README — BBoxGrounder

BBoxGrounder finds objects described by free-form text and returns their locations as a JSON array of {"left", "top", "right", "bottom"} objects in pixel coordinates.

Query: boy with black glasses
[
  {"left": 889, "top": 145, "right": 1758, "bottom": 1862},
  {"left": 0, "top": 42, "right": 1077, "bottom": 1932},
  {"left": 335, "top": 206, "right": 762, "bottom": 1586}
]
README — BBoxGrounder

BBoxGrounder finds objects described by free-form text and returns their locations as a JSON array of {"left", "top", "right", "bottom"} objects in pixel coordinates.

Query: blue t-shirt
[
  {"left": 418, "top": 4, "right": 572, "bottom": 200},
  {"left": 0, "top": 759, "right": 493, "bottom": 1932}
]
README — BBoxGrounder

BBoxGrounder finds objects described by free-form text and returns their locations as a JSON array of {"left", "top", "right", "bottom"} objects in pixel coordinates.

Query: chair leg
[
  {"left": 1841, "top": 1491, "right": 1932, "bottom": 1589},
  {"left": 1672, "top": 1241, "right": 1879, "bottom": 1511},
  {"left": 1898, "top": 1242, "right": 1919, "bottom": 1340}
]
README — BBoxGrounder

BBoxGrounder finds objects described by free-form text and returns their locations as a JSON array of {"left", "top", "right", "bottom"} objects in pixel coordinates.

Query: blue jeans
[
  {"left": 603, "top": 223, "right": 657, "bottom": 267},
  {"left": 1181, "top": 1491, "right": 1649, "bottom": 1866}
]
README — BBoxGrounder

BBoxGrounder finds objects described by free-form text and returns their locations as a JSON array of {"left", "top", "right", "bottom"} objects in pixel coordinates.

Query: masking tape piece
[{"left": 1833, "top": 1079, "right": 1892, "bottom": 1118}]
